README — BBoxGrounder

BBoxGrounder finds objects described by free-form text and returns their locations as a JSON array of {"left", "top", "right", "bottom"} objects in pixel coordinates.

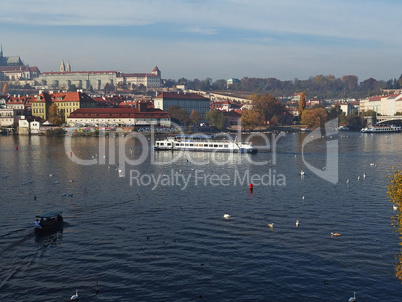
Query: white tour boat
[
  {"left": 360, "top": 124, "right": 401, "bottom": 133},
  {"left": 154, "top": 135, "right": 258, "bottom": 153}
]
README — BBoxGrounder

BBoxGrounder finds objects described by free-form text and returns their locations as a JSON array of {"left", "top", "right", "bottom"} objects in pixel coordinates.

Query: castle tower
[
  {"left": 152, "top": 66, "right": 161, "bottom": 77},
  {"left": 60, "top": 60, "right": 65, "bottom": 72},
  {"left": 66, "top": 61, "right": 71, "bottom": 72}
]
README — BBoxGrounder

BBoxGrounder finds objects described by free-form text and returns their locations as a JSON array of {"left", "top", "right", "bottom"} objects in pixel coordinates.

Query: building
[
  {"left": 0, "top": 108, "right": 17, "bottom": 127},
  {"left": 153, "top": 92, "right": 211, "bottom": 117},
  {"left": 227, "top": 78, "right": 240, "bottom": 87},
  {"left": 0, "top": 46, "right": 40, "bottom": 80},
  {"left": 31, "top": 91, "right": 97, "bottom": 122},
  {"left": 210, "top": 100, "right": 242, "bottom": 111},
  {"left": 37, "top": 70, "right": 117, "bottom": 91},
  {"left": 359, "top": 94, "right": 402, "bottom": 116},
  {"left": 116, "top": 66, "right": 162, "bottom": 89},
  {"left": 67, "top": 107, "right": 171, "bottom": 127},
  {"left": 37, "top": 64, "right": 162, "bottom": 91}
]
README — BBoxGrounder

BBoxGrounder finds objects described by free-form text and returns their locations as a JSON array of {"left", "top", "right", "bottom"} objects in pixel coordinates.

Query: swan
[
  {"left": 393, "top": 204, "right": 398, "bottom": 211},
  {"left": 346, "top": 179, "right": 350, "bottom": 184},
  {"left": 223, "top": 214, "right": 231, "bottom": 219},
  {"left": 296, "top": 220, "right": 300, "bottom": 227},
  {"left": 363, "top": 173, "right": 366, "bottom": 178},
  {"left": 267, "top": 223, "right": 274, "bottom": 228},
  {"left": 300, "top": 170, "right": 305, "bottom": 176},
  {"left": 302, "top": 195, "right": 305, "bottom": 200},
  {"left": 357, "top": 176, "right": 360, "bottom": 181},
  {"left": 70, "top": 289, "right": 78, "bottom": 301},
  {"left": 331, "top": 232, "right": 341, "bottom": 237},
  {"left": 348, "top": 291, "right": 356, "bottom": 302}
]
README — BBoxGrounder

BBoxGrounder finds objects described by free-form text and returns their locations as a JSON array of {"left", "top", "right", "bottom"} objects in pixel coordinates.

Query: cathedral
[{"left": 0, "top": 45, "right": 24, "bottom": 67}]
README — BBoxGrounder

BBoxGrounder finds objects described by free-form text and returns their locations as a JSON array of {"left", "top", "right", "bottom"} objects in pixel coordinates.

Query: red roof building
[{"left": 67, "top": 107, "right": 171, "bottom": 127}]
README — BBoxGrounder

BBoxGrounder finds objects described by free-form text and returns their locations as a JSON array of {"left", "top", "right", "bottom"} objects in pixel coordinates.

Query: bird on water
[{"left": 70, "top": 289, "right": 78, "bottom": 301}]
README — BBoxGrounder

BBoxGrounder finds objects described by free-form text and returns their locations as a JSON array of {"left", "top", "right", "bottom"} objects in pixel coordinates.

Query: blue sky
[{"left": 0, "top": 0, "right": 401, "bottom": 82}]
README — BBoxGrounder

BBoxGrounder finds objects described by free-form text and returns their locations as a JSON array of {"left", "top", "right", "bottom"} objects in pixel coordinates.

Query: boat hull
[
  {"left": 154, "top": 146, "right": 257, "bottom": 153},
  {"left": 35, "top": 222, "right": 63, "bottom": 235}
]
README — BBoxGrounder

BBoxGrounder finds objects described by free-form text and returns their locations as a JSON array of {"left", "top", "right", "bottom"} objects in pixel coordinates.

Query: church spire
[
  {"left": 0, "top": 45, "right": 3, "bottom": 58},
  {"left": 60, "top": 59, "right": 65, "bottom": 72}
]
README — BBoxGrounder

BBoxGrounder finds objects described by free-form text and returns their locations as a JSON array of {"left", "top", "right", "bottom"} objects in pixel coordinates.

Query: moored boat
[
  {"left": 154, "top": 134, "right": 257, "bottom": 153},
  {"left": 360, "top": 124, "right": 401, "bottom": 133},
  {"left": 34, "top": 211, "right": 64, "bottom": 234}
]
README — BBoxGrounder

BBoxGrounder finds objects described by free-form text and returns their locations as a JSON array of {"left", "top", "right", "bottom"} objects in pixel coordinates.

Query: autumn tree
[
  {"left": 2, "top": 82, "right": 8, "bottom": 93},
  {"left": 249, "top": 93, "right": 288, "bottom": 125},
  {"left": 205, "top": 110, "right": 227, "bottom": 130},
  {"left": 48, "top": 103, "right": 63, "bottom": 125},
  {"left": 301, "top": 108, "right": 328, "bottom": 129},
  {"left": 241, "top": 109, "right": 264, "bottom": 129},
  {"left": 387, "top": 168, "right": 402, "bottom": 281},
  {"left": 298, "top": 91, "right": 306, "bottom": 120},
  {"left": 167, "top": 105, "right": 189, "bottom": 125},
  {"left": 189, "top": 110, "right": 202, "bottom": 124}
]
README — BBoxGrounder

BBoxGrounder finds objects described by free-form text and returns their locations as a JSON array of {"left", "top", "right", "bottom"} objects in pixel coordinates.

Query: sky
[{"left": 0, "top": 0, "right": 401, "bottom": 82}]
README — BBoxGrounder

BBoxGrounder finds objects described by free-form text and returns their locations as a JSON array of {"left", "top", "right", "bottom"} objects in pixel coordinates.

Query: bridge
[{"left": 364, "top": 115, "right": 402, "bottom": 125}]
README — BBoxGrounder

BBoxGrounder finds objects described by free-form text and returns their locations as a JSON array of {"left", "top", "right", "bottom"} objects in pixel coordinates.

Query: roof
[
  {"left": 36, "top": 210, "right": 62, "bottom": 218},
  {"left": 154, "top": 92, "right": 210, "bottom": 100},
  {"left": 68, "top": 107, "right": 169, "bottom": 119},
  {"left": 41, "top": 71, "right": 117, "bottom": 75},
  {"left": 52, "top": 92, "right": 96, "bottom": 103}
]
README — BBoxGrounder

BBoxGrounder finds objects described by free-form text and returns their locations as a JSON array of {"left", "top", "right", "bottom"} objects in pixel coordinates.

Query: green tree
[
  {"left": 301, "top": 108, "right": 328, "bottom": 129},
  {"left": 206, "top": 110, "right": 227, "bottom": 130},
  {"left": 241, "top": 109, "right": 264, "bottom": 129}
]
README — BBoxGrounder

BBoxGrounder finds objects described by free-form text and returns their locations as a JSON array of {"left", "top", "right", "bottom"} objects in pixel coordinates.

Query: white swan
[
  {"left": 70, "top": 289, "right": 78, "bottom": 301},
  {"left": 300, "top": 170, "right": 305, "bottom": 176},
  {"left": 348, "top": 291, "right": 356, "bottom": 302},
  {"left": 393, "top": 204, "right": 398, "bottom": 211},
  {"left": 296, "top": 220, "right": 300, "bottom": 227},
  {"left": 223, "top": 214, "right": 231, "bottom": 219}
]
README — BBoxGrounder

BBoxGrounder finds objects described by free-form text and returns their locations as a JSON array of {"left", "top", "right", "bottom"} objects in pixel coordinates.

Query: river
[{"left": 0, "top": 130, "right": 401, "bottom": 301}]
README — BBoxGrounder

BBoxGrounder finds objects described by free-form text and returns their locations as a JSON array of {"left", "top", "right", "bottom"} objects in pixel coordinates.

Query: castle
[{"left": 0, "top": 46, "right": 40, "bottom": 80}]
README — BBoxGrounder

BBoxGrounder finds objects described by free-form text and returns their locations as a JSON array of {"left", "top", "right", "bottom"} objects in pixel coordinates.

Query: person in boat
[{"left": 34, "top": 219, "right": 42, "bottom": 229}]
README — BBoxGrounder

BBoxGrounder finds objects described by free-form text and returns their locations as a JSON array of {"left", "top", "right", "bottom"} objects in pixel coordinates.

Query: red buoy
[{"left": 249, "top": 183, "right": 253, "bottom": 189}]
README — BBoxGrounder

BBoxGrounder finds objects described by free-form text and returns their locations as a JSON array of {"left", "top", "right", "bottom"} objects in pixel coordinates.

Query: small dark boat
[{"left": 35, "top": 211, "right": 64, "bottom": 234}]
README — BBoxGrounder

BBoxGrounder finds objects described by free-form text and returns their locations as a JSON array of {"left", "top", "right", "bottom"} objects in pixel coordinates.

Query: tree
[
  {"left": 298, "top": 91, "right": 306, "bottom": 120},
  {"left": 205, "top": 110, "right": 227, "bottom": 130},
  {"left": 241, "top": 109, "right": 264, "bottom": 129},
  {"left": 387, "top": 168, "right": 402, "bottom": 281},
  {"left": 249, "top": 93, "right": 288, "bottom": 125},
  {"left": 2, "top": 82, "right": 8, "bottom": 93},
  {"left": 167, "top": 105, "right": 189, "bottom": 125},
  {"left": 301, "top": 108, "right": 328, "bottom": 129},
  {"left": 68, "top": 84, "right": 77, "bottom": 92},
  {"left": 189, "top": 110, "right": 202, "bottom": 124},
  {"left": 48, "top": 103, "right": 63, "bottom": 125}
]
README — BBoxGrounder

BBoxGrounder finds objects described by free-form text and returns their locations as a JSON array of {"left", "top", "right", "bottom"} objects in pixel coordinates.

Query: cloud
[{"left": 183, "top": 27, "right": 218, "bottom": 35}]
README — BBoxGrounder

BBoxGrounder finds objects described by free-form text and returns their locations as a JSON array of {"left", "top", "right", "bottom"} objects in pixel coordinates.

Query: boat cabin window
[
  {"left": 214, "top": 144, "right": 218, "bottom": 148},
  {"left": 219, "top": 144, "right": 223, "bottom": 148},
  {"left": 167, "top": 143, "right": 171, "bottom": 146}
]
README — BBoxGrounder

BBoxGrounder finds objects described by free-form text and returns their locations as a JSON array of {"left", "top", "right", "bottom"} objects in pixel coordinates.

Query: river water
[{"left": 0, "top": 131, "right": 401, "bottom": 301}]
